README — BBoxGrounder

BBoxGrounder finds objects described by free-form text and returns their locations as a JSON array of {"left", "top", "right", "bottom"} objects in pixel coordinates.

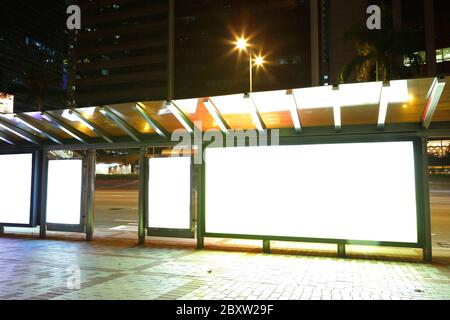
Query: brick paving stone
[{"left": 0, "top": 237, "right": 449, "bottom": 300}]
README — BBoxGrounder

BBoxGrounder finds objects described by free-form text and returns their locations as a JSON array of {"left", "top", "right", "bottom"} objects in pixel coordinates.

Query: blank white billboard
[
  {"left": 0, "top": 153, "right": 33, "bottom": 224},
  {"left": 46, "top": 160, "right": 83, "bottom": 225},
  {"left": 205, "top": 142, "right": 418, "bottom": 243},
  {"left": 148, "top": 157, "right": 191, "bottom": 229}
]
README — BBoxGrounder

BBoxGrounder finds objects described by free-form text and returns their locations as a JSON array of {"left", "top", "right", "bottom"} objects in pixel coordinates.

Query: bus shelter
[{"left": 0, "top": 77, "right": 449, "bottom": 262}]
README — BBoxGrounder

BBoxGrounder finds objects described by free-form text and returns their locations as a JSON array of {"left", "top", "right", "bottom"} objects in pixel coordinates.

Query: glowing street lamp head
[
  {"left": 236, "top": 38, "right": 248, "bottom": 51},
  {"left": 254, "top": 55, "right": 264, "bottom": 67}
]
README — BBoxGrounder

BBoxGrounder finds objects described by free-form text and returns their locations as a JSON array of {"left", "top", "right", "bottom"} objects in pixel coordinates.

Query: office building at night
[
  {"left": 73, "top": 0, "right": 311, "bottom": 106},
  {"left": 74, "top": 0, "right": 169, "bottom": 107},
  {"left": 72, "top": 0, "right": 450, "bottom": 108},
  {"left": 0, "top": 0, "right": 67, "bottom": 112}
]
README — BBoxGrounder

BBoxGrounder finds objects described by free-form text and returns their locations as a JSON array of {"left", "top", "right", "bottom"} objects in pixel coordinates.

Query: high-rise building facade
[
  {"left": 73, "top": 0, "right": 312, "bottom": 107},
  {"left": 413, "top": 0, "right": 450, "bottom": 76},
  {"left": 74, "top": 0, "right": 169, "bottom": 107},
  {"left": 74, "top": 0, "right": 449, "bottom": 107},
  {"left": 0, "top": 0, "right": 67, "bottom": 112}
]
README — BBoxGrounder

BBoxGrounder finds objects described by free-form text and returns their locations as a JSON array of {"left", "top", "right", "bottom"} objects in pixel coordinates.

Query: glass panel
[
  {"left": 298, "top": 108, "right": 334, "bottom": 127},
  {"left": 46, "top": 160, "right": 83, "bottom": 225},
  {"left": 250, "top": 90, "right": 295, "bottom": 129},
  {"left": 341, "top": 105, "right": 379, "bottom": 125},
  {"left": 0, "top": 132, "right": 21, "bottom": 145},
  {"left": 173, "top": 98, "right": 220, "bottom": 131},
  {"left": 0, "top": 153, "right": 33, "bottom": 224},
  {"left": 75, "top": 107, "right": 128, "bottom": 137},
  {"left": 331, "top": 79, "right": 402, "bottom": 130},
  {"left": 0, "top": 114, "right": 49, "bottom": 140},
  {"left": 205, "top": 142, "right": 418, "bottom": 243},
  {"left": 293, "top": 86, "right": 334, "bottom": 109},
  {"left": 23, "top": 112, "right": 73, "bottom": 139},
  {"left": 338, "top": 82, "right": 382, "bottom": 106},
  {"left": 108, "top": 103, "right": 156, "bottom": 135},
  {"left": 386, "top": 78, "right": 434, "bottom": 124},
  {"left": 138, "top": 101, "right": 184, "bottom": 133},
  {"left": 148, "top": 157, "right": 191, "bottom": 229},
  {"left": 259, "top": 110, "right": 294, "bottom": 129},
  {"left": 48, "top": 110, "right": 99, "bottom": 138},
  {"left": 0, "top": 117, "right": 31, "bottom": 144},
  {"left": 209, "top": 94, "right": 257, "bottom": 130}
]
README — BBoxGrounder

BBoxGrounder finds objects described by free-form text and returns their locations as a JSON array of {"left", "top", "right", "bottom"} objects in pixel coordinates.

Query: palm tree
[{"left": 339, "top": 4, "right": 423, "bottom": 83}]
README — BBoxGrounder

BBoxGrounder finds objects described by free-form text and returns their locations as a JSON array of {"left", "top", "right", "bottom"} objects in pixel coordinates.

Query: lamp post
[{"left": 235, "top": 37, "right": 264, "bottom": 93}]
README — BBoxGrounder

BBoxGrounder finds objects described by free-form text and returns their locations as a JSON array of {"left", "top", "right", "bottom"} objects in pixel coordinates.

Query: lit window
[
  {"left": 277, "top": 57, "right": 288, "bottom": 65},
  {"left": 436, "top": 49, "right": 444, "bottom": 63},
  {"left": 443, "top": 48, "right": 450, "bottom": 61},
  {"left": 291, "top": 55, "right": 302, "bottom": 64}
]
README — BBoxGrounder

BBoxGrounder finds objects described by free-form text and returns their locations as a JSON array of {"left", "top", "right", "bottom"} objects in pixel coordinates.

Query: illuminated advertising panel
[
  {"left": 148, "top": 157, "right": 191, "bottom": 229},
  {"left": 46, "top": 160, "right": 83, "bottom": 225},
  {"left": 205, "top": 142, "right": 418, "bottom": 243},
  {"left": 0, "top": 153, "right": 33, "bottom": 224},
  {"left": 0, "top": 93, "right": 14, "bottom": 114}
]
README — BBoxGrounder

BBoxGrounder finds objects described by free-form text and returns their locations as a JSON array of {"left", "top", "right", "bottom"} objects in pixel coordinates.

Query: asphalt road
[
  {"left": 429, "top": 180, "right": 450, "bottom": 247},
  {"left": 95, "top": 185, "right": 138, "bottom": 232},
  {"left": 94, "top": 179, "right": 450, "bottom": 247}
]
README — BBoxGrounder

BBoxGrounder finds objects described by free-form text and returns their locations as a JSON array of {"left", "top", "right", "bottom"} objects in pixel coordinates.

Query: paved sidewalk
[{"left": 0, "top": 236, "right": 449, "bottom": 300}]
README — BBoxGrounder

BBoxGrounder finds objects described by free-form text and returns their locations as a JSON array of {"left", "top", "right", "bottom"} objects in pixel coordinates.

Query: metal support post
[
  {"left": 337, "top": 243, "right": 346, "bottom": 258},
  {"left": 263, "top": 240, "right": 271, "bottom": 254},
  {"left": 138, "top": 147, "right": 148, "bottom": 245},
  {"left": 39, "top": 151, "right": 48, "bottom": 239},
  {"left": 85, "top": 150, "right": 96, "bottom": 241},
  {"left": 421, "top": 138, "right": 432, "bottom": 263},
  {"left": 197, "top": 162, "right": 205, "bottom": 249}
]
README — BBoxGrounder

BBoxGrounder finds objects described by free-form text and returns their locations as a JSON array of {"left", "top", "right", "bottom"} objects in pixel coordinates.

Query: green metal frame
[
  {"left": 42, "top": 112, "right": 90, "bottom": 144},
  {"left": 15, "top": 114, "right": 64, "bottom": 145},
  {"left": 0, "top": 117, "right": 41, "bottom": 145},
  {"left": 135, "top": 103, "right": 169, "bottom": 139},
  {"left": 0, "top": 121, "right": 448, "bottom": 152},
  {"left": 422, "top": 77, "right": 446, "bottom": 129},
  {"left": 138, "top": 147, "right": 148, "bottom": 244},
  {"left": 203, "top": 98, "right": 231, "bottom": 133},
  {"left": 167, "top": 100, "right": 196, "bottom": 132},
  {"left": 0, "top": 130, "right": 15, "bottom": 145},
  {"left": 200, "top": 135, "right": 430, "bottom": 259},
  {"left": 418, "top": 137, "right": 432, "bottom": 262},
  {"left": 39, "top": 150, "right": 48, "bottom": 238},
  {"left": 85, "top": 150, "right": 96, "bottom": 241},
  {"left": 70, "top": 109, "right": 114, "bottom": 143},
  {"left": 100, "top": 106, "right": 141, "bottom": 142},
  {"left": 246, "top": 93, "right": 266, "bottom": 131}
]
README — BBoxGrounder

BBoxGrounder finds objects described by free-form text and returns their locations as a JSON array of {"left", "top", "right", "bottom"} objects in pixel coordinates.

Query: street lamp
[
  {"left": 236, "top": 37, "right": 248, "bottom": 51},
  {"left": 234, "top": 37, "right": 265, "bottom": 93},
  {"left": 254, "top": 55, "right": 264, "bottom": 67}
]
